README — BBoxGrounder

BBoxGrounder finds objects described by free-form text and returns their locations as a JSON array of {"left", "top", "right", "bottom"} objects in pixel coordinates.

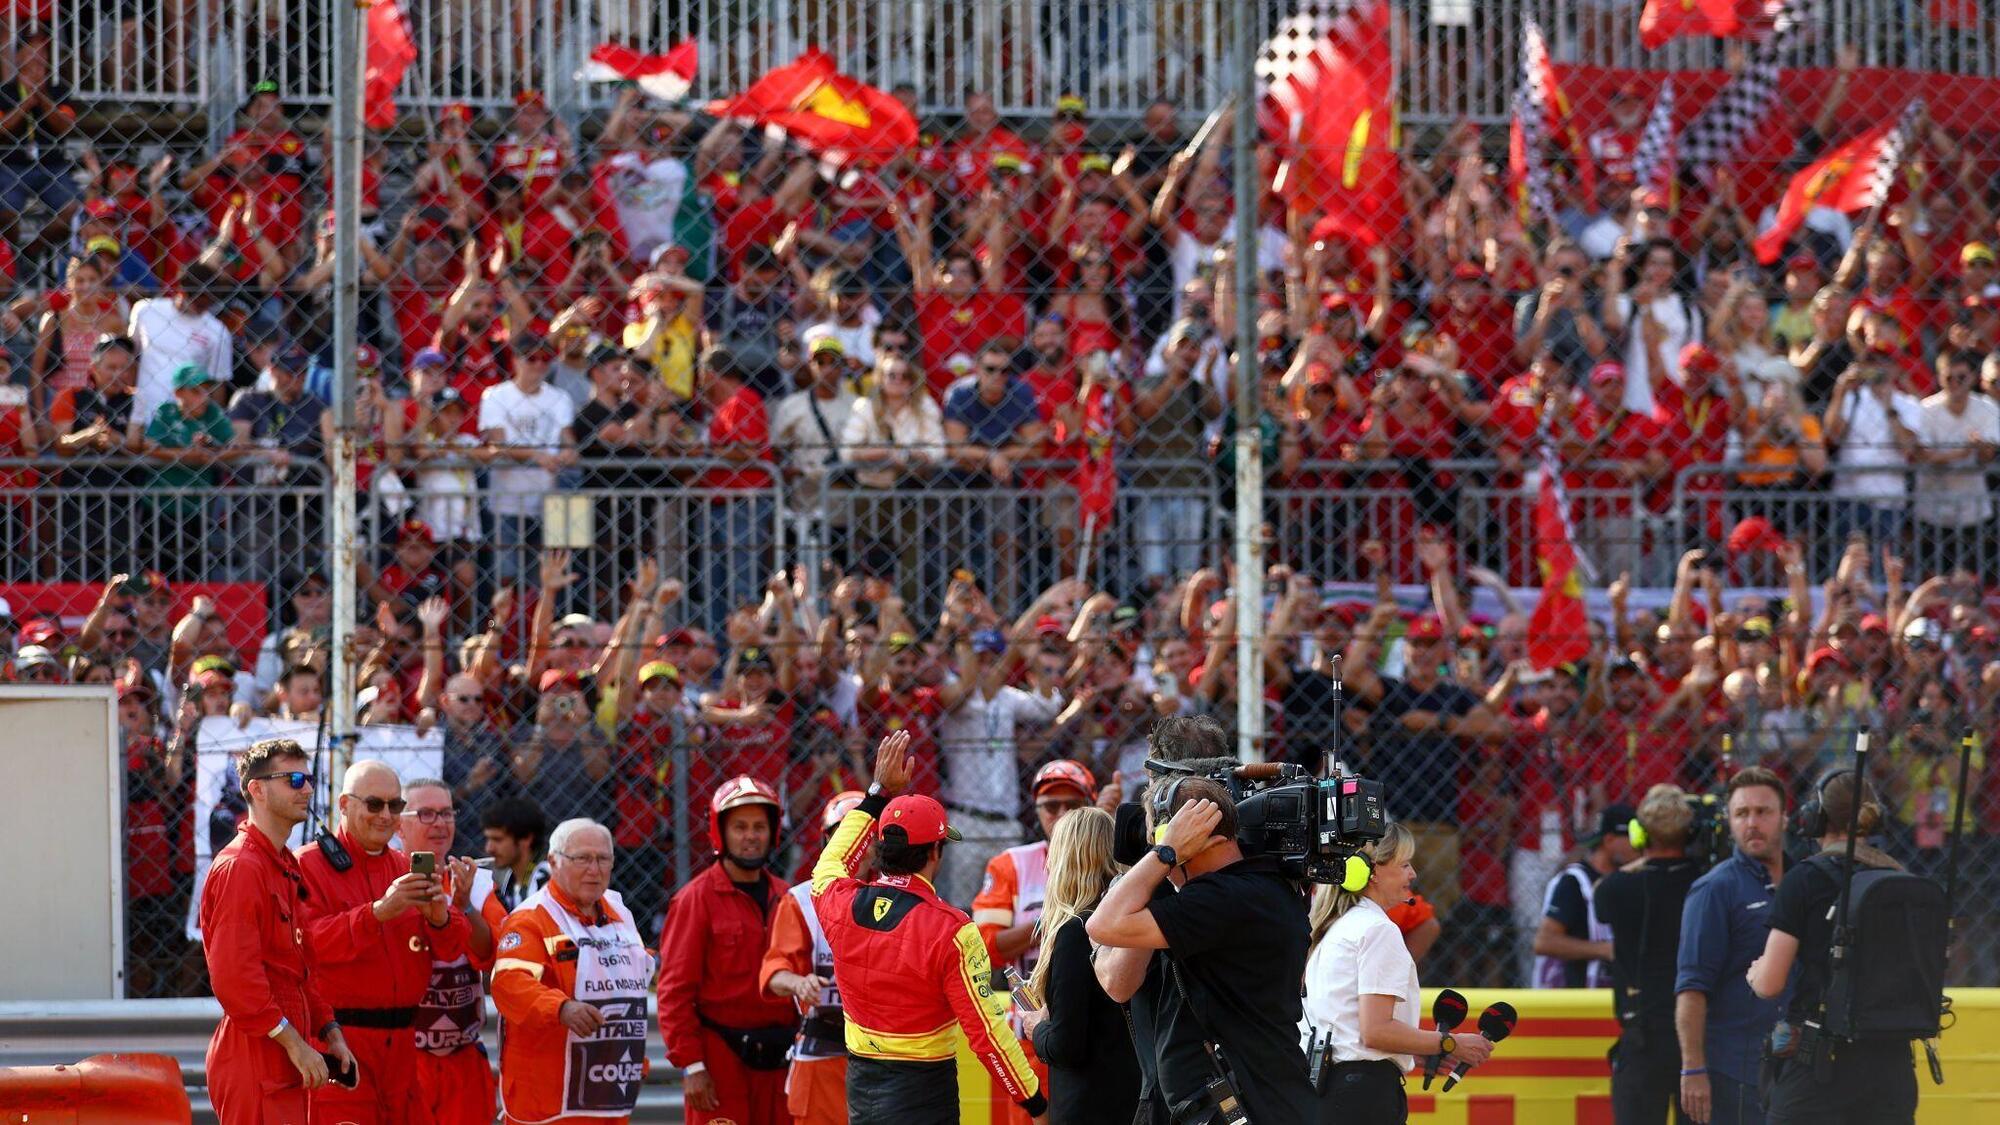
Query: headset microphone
[
  {"left": 1424, "top": 989, "right": 1469, "bottom": 1089},
  {"left": 1441, "top": 1002, "right": 1517, "bottom": 1092}
]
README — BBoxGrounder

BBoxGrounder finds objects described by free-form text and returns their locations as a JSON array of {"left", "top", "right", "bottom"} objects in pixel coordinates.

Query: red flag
[
  {"left": 1528, "top": 470, "right": 1591, "bottom": 671},
  {"left": 1752, "top": 102, "right": 1916, "bottom": 264},
  {"left": 1509, "top": 20, "right": 1596, "bottom": 227},
  {"left": 1073, "top": 383, "right": 1117, "bottom": 531},
  {"left": 581, "top": 41, "right": 698, "bottom": 101},
  {"left": 710, "top": 49, "right": 916, "bottom": 165},
  {"left": 1640, "top": 0, "right": 1768, "bottom": 49},
  {"left": 363, "top": 0, "right": 418, "bottom": 129},
  {"left": 1264, "top": 0, "right": 1401, "bottom": 247}
]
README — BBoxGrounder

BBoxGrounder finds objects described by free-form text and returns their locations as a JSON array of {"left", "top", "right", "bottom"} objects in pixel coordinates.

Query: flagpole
[
  {"left": 327, "top": 0, "right": 365, "bottom": 798},
  {"left": 1231, "top": 12, "right": 1265, "bottom": 765}
]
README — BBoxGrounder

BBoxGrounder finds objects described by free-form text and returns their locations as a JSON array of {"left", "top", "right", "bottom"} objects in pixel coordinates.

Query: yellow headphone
[
  {"left": 1628, "top": 817, "right": 1649, "bottom": 851},
  {"left": 1340, "top": 850, "right": 1374, "bottom": 893}
]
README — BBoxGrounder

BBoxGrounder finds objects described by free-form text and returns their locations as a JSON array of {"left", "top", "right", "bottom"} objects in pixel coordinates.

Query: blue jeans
[
  {"left": 1138, "top": 494, "right": 1207, "bottom": 581},
  {"left": 0, "top": 160, "right": 78, "bottom": 214},
  {"left": 703, "top": 496, "right": 773, "bottom": 634},
  {"left": 492, "top": 514, "right": 540, "bottom": 583}
]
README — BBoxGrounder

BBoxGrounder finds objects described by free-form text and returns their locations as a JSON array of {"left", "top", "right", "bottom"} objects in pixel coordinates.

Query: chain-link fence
[{"left": 0, "top": 0, "right": 1994, "bottom": 1003}]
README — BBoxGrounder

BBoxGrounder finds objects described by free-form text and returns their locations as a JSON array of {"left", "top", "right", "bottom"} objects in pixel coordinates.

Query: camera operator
[
  {"left": 1087, "top": 777, "right": 1315, "bottom": 1124},
  {"left": 1748, "top": 771, "right": 1916, "bottom": 1124},
  {"left": 1094, "top": 716, "right": 1239, "bottom": 1124},
  {"left": 1675, "top": 768, "right": 1790, "bottom": 1125},
  {"left": 1594, "top": 785, "right": 1704, "bottom": 1125},
  {"left": 1302, "top": 823, "right": 1492, "bottom": 1124}
]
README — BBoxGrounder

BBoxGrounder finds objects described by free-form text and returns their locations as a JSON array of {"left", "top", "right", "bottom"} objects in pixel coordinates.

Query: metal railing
[{"left": 13, "top": 1, "right": 1986, "bottom": 123}]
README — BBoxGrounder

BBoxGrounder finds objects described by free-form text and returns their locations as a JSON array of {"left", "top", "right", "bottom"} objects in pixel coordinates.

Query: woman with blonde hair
[
  {"left": 1016, "top": 806, "right": 1138, "bottom": 1123},
  {"left": 1302, "top": 822, "right": 1492, "bottom": 1123}
]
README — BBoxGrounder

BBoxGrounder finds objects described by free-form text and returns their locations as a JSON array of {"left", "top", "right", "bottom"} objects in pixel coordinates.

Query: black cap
[
  {"left": 431, "top": 385, "right": 466, "bottom": 410},
  {"left": 1585, "top": 804, "right": 1638, "bottom": 847},
  {"left": 271, "top": 344, "right": 310, "bottom": 372},
  {"left": 738, "top": 646, "right": 775, "bottom": 671},
  {"left": 743, "top": 244, "right": 782, "bottom": 274},
  {"left": 587, "top": 342, "right": 625, "bottom": 369}
]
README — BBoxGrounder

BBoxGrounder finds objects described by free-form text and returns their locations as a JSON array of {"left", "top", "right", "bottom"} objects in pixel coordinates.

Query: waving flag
[
  {"left": 1528, "top": 449, "right": 1594, "bottom": 671},
  {"left": 710, "top": 49, "right": 917, "bottom": 165},
  {"left": 1074, "top": 379, "right": 1118, "bottom": 532},
  {"left": 1641, "top": 0, "right": 1768, "bottom": 49},
  {"left": 1630, "top": 77, "right": 1677, "bottom": 196},
  {"left": 1753, "top": 99, "right": 1921, "bottom": 264},
  {"left": 1509, "top": 20, "right": 1594, "bottom": 226},
  {"left": 1679, "top": 0, "right": 1821, "bottom": 184},
  {"left": 580, "top": 41, "right": 699, "bottom": 101},
  {"left": 1260, "top": 0, "right": 1402, "bottom": 246},
  {"left": 362, "top": 0, "right": 418, "bottom": 129}
]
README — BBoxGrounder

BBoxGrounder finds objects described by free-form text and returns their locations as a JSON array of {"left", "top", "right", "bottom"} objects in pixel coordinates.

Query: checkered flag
[
  {"left": 1631, "top": 77, "right": 1676, "bottom": 193},
  {"left": 1509, "top": 19, "right": 1560, "bottom": 225},
  {"left": 1680, "top": 0, "right": 1823, "bottom": 184},
  {"left": 1863, "top": 98, "right": 1923, "bottom": 210}
]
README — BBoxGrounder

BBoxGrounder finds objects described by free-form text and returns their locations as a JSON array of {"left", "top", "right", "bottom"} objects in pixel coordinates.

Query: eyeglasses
[
  {"left": 354, "top": 796, "right": 409, "bottom": 815},
  {"left": 558, "top": 851, "right": 614, "bottom": 868},
  {"left": 248, "top": 770, "right": 315, "bottom": 790},
  {"left": 104, "top": 628, "right": 136, "bottom": 640},
  {"left": 445, "top": 693, "right": 483, "bottom": 704},
  {"left": 877, "top": 339, "right": 909, "bottom": 353},
  {"left": 402, "top": 807, "right": 454, "bottom": 824},
  {"left": 981, "top": 363, "right": 1010, "bottom": 374}
]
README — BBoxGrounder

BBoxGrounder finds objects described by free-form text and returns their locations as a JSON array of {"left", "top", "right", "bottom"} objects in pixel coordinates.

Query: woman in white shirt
[{"left": 1300, "top": 823, "right": 1492, "bottom": 1123}]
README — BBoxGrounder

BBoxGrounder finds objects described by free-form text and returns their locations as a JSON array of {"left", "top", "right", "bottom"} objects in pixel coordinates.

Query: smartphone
[
  {"left": 319, "top": 1052, "right": 359, "bottom": 1088},
  {"left": 410, "top": 851, "right": 436, "bottom": 878}
]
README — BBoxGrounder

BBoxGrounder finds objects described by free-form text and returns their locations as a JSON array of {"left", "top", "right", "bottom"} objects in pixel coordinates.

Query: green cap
[
  {"left": 171, "top": 363, "right": 212, "bottom": 390},
  {"left": 250, "top": 79, "right": 280, "bottom": 97}
]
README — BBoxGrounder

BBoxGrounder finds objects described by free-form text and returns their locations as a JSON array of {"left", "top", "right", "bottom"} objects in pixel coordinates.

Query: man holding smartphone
[
  {"left": 299, "top": 759, "right": 470, "bottom": 1124},
  {"left": 201, "top": 738, "right": 355, "bottom": 1125}
]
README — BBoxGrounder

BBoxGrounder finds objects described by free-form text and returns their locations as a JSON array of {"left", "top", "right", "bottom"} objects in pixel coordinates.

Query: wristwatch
[
  {"left": 1438, "top": 1030, "right": 1457, "bottom": 1056},
  {"left": 1153, "top": 843, "right": 1178, "bottom": 867}
]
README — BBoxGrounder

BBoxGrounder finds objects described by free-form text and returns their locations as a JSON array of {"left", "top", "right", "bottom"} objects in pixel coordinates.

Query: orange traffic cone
[{"left": 0, "top": 1053, "right": 191, "bottom": 1124}]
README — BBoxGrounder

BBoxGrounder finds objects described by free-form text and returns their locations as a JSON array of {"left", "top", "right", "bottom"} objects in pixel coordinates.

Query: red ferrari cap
[{"left": 880, "top": 794, "right": 961, "bottom": 845}]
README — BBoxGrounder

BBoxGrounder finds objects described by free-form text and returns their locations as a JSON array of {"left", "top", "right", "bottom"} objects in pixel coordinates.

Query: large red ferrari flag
[
  {"left": 1641, "top": 0, "right": 1768, "bottom": 50},
  {"left": 1528, "top": 453, "right": 1592, "bottom": 670},
  {"left": 1752, "top": 100, "right": 1920, "bottom": 264},
  {"left": 1262, "top": 0, "right": 1400, "bottom": 247},
  {"left": 710, "top": 49, "right": 916, "bottom": 165}
]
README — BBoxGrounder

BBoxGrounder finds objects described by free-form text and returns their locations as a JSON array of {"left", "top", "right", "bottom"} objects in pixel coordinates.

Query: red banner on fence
[{"left": 0, "top": 583, "right": 270, "bottom": 670}]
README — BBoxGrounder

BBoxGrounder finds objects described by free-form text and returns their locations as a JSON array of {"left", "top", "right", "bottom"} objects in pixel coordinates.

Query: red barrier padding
[{"left": 0, "top": 1053, "right": 193, "bottom": 1123}]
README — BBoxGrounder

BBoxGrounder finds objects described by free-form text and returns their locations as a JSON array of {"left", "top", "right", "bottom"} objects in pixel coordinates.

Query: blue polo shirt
[{"left": 1675, "top": 848, "right": 1791, "bottom": 1086}]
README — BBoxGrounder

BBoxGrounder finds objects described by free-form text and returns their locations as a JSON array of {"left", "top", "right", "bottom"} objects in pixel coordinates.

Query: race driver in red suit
[
  {"left": 298, "top": 759, "right": 469, "bottom": 1124},
  {"left": 202, "top": 737, "right": 356, "bottom": 1124},
  {"left": 657, "top": 776, "right": 800, "bottom": 1124}
]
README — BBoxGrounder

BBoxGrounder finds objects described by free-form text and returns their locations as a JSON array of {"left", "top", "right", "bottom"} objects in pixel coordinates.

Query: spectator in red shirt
[
  {"left": 491, "top": 90, "right": 572, "bottom": 201},
  {"left": 1564, "top": 361, "right": 1668, "bottom": 584},
  {"left": 702, "top": 645, "right": 795, "bottom": 791},
  {"left": 856, "top": 631, "right": 947, "bottom": 796},
  {"left": 1431, "top": 262, "right": 1516, "bottom": 397},
  {"left": 897, "top": 196, "right": 1026, "bottom": 397},
  {"left": 1656, "top": 342, "right": 1744, "bottom": 541},
  {"left": 698, "top": 346, "right": 774, "bottom": 634},
  {"left": 940, "top": 91, "right": 1035, "bottom": 200}
]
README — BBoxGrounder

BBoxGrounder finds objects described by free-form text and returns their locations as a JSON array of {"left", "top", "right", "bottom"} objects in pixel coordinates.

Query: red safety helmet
[
  {"left": 1031, "top": 759, "right": 1097, "bottom": 802},
  {"left": 708, "top": 776, "right": 781, "bottom": 853},
  {"left": 821, "top": 789, "right": 867, "bottom": 832}
]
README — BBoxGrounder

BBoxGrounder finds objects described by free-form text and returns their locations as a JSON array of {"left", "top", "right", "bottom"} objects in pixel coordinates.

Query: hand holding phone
[{"left": 409, "top": 851, "right": 436, "bottom": 878}]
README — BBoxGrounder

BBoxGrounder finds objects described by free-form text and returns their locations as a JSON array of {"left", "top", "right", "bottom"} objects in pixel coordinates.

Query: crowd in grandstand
[{"left": 0, "top": 11, "right": 1987, "bottom": 1011}]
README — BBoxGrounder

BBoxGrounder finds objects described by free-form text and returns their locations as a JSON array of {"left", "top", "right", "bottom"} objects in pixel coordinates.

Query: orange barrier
[
  {"left": 0, "top": 1053, "right": 192, "bottom": 1124},
  {"left": 959, "top": 987, "right": 2000, "bottom": 1122}
]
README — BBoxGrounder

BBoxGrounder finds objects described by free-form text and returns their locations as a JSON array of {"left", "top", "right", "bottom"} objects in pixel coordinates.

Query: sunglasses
[
  {"left": 248, "top": 770, "right": 315, "bottom": 790},
  {"left": 353, "top": 796, "right": 409, "bottom": 815},
  {"left": 445, "top": 692, "right": 483, "bottom": 703},
  {"left": 981, "top": 363, "right": 1010, "bottom": 374},
  {"left": 105, "top": 628, "right": 136, "bottom": 640}
]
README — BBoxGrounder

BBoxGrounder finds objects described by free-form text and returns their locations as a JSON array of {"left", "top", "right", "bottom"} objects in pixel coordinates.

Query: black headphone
[{"left": 1794, "top": 768, "right": 1867, "bottom": 840}]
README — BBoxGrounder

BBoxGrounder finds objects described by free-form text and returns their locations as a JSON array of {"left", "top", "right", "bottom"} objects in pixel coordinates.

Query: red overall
[
  {"left": 298, "top": 831, "right": 469, "bottom": 1125},
  {"left": 412, "top": 866, "right": 510, "bottom": 1124},
  {"left": 201, "top": 822, "right": 335, "bottom": 1125},
  {"left": 656, "top": 862, "right": 798, "bottom": 1125}
]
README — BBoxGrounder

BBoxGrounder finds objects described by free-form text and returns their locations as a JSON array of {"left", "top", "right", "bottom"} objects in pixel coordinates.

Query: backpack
[{"left": 1816, "top": 856, "right": 1949, "bottom": 1041}]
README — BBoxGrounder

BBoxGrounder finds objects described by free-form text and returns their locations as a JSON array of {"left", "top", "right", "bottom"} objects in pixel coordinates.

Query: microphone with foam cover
[
  {"left": 1441, "top": 1002, "right": 1517, "bottom": 1092},
  {"left": 1423, "top": 989, "right": 1469, "bottom": 1090}
]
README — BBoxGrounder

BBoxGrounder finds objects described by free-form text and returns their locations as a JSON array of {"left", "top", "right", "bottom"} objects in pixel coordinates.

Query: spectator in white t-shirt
[
  {"left": 127, "top": 262, "right": 230, "bottom": 424},
  {"left": 477, "top": 333, "right": 577, "bottom": 580},
  {"left": 1604, "top": 238, "right": 1699, "bottom": 416},
  {"left": 597, "top": 88, "right": 690, "bottom": 267},
  {"left": 932, "top": 627, "right": 1064, "bottom": 904},
  {"left": 1915, "top": 348, "right": 2000, "bottom": 575},
  {"left": 1822, "top": 344, "right": 1923, "bottom": 551}
]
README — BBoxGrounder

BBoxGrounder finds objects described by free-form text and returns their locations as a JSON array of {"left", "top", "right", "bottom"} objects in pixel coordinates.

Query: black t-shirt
[
  {"left": 1594, "top": 857, "right": 1702, "bottom": 1032},
  {"left": 1148, "top": 855, "right": 1314, "bottom": 1125},
  {"left": 1545, "top": 864, "right": 1601, "bottom": 989},
  {"left": 1768, "top": 853, "right": 1871, "bottom": 1024},
  {"left": 1129, "top": 881, "right": 1210, "bottom": 1121},
  {"left": 59, "top": 387, "right": 139, "bottom": 487},
  {"left": 228, "top": 389, "right": 326, "bottom": 456},
  {"left": 1363, "top": 677, "right": 1479, "bottom": 822}
]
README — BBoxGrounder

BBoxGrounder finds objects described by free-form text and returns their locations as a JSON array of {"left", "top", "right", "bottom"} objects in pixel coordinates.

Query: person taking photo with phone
[
  {"left": 201, "top": 738, "right": 355, "bottom": 1124},
  {"left": 298, "top": 758, "right": 470, "bottom": 1123}
]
